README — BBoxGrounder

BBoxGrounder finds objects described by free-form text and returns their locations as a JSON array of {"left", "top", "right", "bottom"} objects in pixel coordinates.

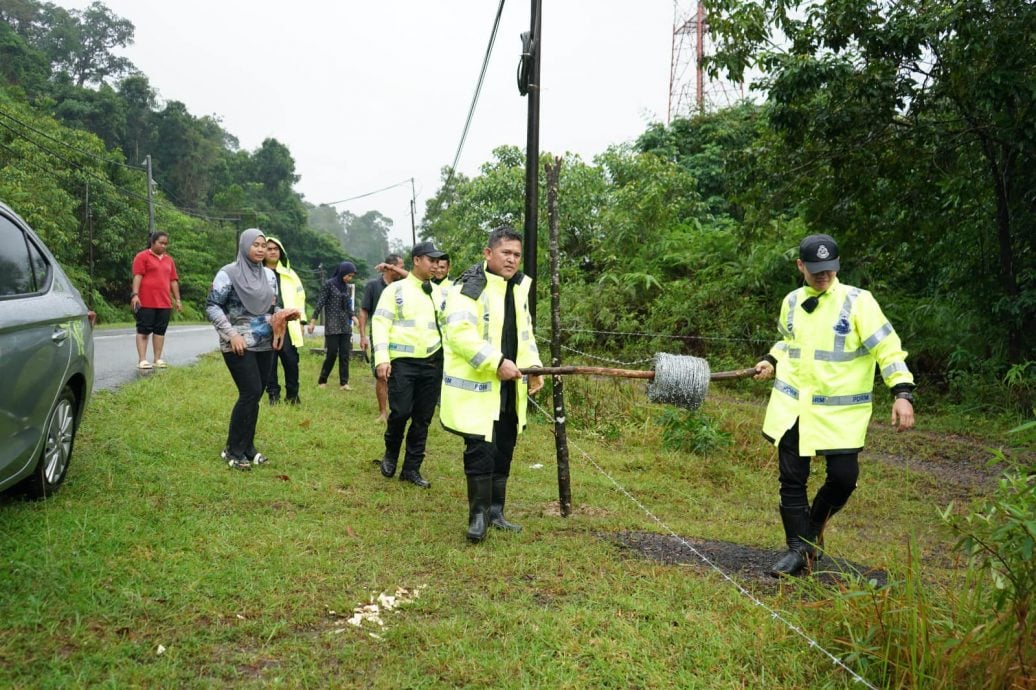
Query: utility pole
[
  {"left": 144, "top": 154, "right": 156, "bottom": 236},
  {"left": 85, "top": 181, "right": 94, "bottom": 309},
  {"left": 520, "top": 0, "right": 542, "bottom": 321},
  {"left": 409, "top": 177, "right": 417, "bottom": 245}
]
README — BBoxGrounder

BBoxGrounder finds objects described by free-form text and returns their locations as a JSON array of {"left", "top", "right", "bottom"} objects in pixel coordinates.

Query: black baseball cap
[
  {"left": 411, "top": 241, "right": 446, "bottom": 259},
  {"left": 799, "top": 234, "right": 840, "bottom": 273}
]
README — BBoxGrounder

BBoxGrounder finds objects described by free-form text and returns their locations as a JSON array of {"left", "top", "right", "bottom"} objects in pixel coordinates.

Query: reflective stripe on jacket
[
  {"left": 762, "top": 278, "right": 914, "bottom": 456},
  {"left": 273, "top": 264, "right": 307, "bottom": 347},
  {"left": 440, "top": 263, "right": 542, "bottom": 440},
  {"left": 371, "top": 272, "right": 442, "bottom": 366}
]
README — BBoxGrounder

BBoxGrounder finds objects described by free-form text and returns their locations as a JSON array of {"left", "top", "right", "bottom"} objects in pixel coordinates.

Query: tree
[
  {"left": 706, "top": 0, "right": 1036, "bottom": 362},
  {"left": 56, "top": 1, "right": 135, "bottom": 87},
  {"left": 344, "top": 210, "right": 392, "bottom": 269},
  {"left": 117, "top": 73, "right": 155, "bottom": 163},
  {"left": 0, "top": 18, "right": 48, "bottom": 93}
]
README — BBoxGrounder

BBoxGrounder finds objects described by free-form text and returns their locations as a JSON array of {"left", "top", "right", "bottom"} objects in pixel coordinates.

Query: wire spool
[{"left": 646, "top": 353, "right": 711, "bottom": 411}]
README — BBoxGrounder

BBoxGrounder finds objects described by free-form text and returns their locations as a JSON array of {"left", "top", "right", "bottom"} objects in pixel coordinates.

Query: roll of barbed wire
[
  {"left": 521, "top": 356, "right": 756, "bottom": 412},
  {"left": 646, "top": 352, "right": 711, "bottom": 411}
]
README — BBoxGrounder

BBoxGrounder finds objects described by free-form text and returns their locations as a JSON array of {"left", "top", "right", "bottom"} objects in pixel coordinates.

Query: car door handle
[{"left": 51, "top": 328, "right": 69, "bottom": 343}]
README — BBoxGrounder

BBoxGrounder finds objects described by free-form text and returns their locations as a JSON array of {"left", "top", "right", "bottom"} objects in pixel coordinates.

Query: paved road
[
  {"left": 91, "top": 324, "right": 346, "bottom": 391},
  {"left": 91, "top": 325, "right": 220, "bottom": 391}
]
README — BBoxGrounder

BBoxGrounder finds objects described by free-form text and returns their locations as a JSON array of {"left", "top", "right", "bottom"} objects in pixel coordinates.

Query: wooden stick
[{"left": 520, "top": 366, "right": 758, "bottom": 381}]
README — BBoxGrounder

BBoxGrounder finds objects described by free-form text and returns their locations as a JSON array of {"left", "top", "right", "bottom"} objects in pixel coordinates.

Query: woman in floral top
[
  {"left": 206, "top": 228, "right": 288, "bottom": 470},
  {"left": 308, "top": 261, "right": 358, "bottom": 390}
]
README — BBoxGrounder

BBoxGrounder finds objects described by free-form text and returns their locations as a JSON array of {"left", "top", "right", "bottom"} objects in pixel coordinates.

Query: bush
[{"left": 656, "top": 408, "right": 732, "bottom": 455}]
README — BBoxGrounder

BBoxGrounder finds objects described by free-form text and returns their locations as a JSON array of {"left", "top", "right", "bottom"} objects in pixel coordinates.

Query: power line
[
  {"left": 0, "top": 123, "right": 239, "bottom": 224},
  {"left": 0, "top": 106, "right": 144, "bottom": 172},
  {"left": 323, "top": 178, "right": 414, "bottom": 206},
  {"left": 441, "top": 0, "right": 507, "bottom": 196},
  {"left": 0, "top": 107, "right": 248, "bottom": 222}
]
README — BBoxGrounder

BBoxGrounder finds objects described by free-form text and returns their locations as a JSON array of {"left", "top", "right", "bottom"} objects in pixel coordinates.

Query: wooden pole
[
  {"left": 521, "top": 365, "right": 758, "bottom": 381},
  {"left": 545, "top": 156, "right": 571, "bottom": 517}
]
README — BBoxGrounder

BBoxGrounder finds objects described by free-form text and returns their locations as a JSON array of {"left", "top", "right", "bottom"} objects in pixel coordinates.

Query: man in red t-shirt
[{"left": 130, "top": 231, "right": 182, "bottom": 369}]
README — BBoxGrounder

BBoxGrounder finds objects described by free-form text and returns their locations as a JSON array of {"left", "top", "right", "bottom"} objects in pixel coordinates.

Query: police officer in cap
[
  {"left": 754, "top": 233, "right": 916, "bottom": 577},
  {"left": 371, "top": 241, "right": 447, "bottom": 488}
]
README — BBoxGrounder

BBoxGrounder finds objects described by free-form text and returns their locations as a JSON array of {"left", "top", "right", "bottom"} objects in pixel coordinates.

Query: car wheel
[{"left": 25, "top": 385, "right": 78, "bottom": 499}]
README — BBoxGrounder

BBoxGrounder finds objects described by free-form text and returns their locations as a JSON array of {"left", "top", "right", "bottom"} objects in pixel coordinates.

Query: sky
[{"left": 61, "top": 1, "right": 681, "bottom": 246}]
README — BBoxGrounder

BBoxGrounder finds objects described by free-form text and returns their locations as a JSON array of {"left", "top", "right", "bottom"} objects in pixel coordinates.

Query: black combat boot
[
  {"left": 378, "top": 456, "right": 398, "bottom": 478},
  {"left": 488, "top": 475, "right": 522, "bottom": 532},
  {"left": 809, "top": 495, "right": 844, "bottom": 563},
  {"left": 268, "top": 392, "right": 280, "bottom": 405},
  {"left": 466, "top": 474, "right": 492, "bottom": 543},
  {"left": 767, "top": 504, "right": 815, "bottom": 578},
  {"left": 399, "top": 469, "right": 431, "bottom": 488}
]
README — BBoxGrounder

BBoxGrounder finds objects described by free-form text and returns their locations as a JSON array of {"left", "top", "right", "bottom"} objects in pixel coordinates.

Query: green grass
[{"left": 0, "top": 344, "right": 1019, "bottom": 687}]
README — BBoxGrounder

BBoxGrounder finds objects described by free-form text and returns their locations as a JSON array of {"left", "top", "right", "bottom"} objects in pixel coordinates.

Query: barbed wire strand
[
  {"left": 559, "top": 326, "right": 773, "bottom": 345},
  {"left": 527, "top": 395, "right": 878, "bottom": 689}
]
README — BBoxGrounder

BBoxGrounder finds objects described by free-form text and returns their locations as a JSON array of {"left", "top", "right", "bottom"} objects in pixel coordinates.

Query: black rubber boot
[
  {"left": 809, "top": 495, "right": 844, "bottom": 563},
  {"left": 767, "top": 504, "right": 815, "bottom": 578},
  {"left": 466, "top": 475, "right": 492, "bottom": 543},
  {"left": 488, "top": 475, "right": 522, "bottom": 532},
  {"left": 268, "top": 392, "right": 280, "bottom": 405},
  {"left": 378, "top": 456, "right": 398, "bottom": 478}
]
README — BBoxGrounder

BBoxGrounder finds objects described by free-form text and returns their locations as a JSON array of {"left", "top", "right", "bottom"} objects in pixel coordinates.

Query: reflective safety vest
[
  {"left": 265, "top": 236, "right": 307, "bottom": 348},
  {"left": 439, "top": 263, "right": 542, "bottom": 440},
  {"left": 371, "top": 272, "right": 442, "bottom": 366},
  {"left": 762, "top": 278, "right": 914, "bottom": 456},
  {"left": 431, "top": 277, "right": 454, "bottom": 327}
]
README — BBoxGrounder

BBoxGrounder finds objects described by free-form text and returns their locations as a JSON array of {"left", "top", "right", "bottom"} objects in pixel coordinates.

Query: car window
[
  {"left": 0, "top": 215, "right": 38, "bottom": 297},
  {"left": 26, "top": 231, "right": 52, "bottom": 292}
]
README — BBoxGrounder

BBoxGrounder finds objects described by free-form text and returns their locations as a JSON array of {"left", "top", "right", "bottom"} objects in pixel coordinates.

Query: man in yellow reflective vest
[
  {"left": 263, "top": 236, "right": 307, "bottom": 405},
  {"left": 754, "top": 234, "right": 916, "bottom": 577},
  {"left": 372, "top": 241, "right": 447, "bottom": 488},
  {"left": 439, "top": 227, "right": 544, "bottom": 543}
]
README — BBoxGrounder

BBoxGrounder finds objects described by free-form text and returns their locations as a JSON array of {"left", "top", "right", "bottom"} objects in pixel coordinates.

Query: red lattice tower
[{"left": 668, "top": 0, "right": 744, "bottom": 121}]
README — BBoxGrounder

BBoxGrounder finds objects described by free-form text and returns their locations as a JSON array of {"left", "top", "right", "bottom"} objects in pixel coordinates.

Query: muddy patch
[{"left": 607, "top": 530, "right": 888, "bottom": 588}]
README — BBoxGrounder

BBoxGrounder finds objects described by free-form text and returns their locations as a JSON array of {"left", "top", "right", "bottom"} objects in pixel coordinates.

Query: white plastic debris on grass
[
  {"left": 530, "top": 463, "right": 544, "bottom": 469},
  {"left": 156, "top": 644, "right": 166, "bottom": 656},
  {"left": 333, "top": 585, "right": 426, "bottom": 633}
]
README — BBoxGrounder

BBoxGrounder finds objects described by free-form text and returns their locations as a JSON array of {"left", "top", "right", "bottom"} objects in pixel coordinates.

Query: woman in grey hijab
[{"left": 206, "top": 228, "right": 299, "bottom": 470}]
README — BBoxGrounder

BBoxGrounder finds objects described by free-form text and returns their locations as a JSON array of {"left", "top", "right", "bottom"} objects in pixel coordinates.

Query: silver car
[{"left": 0, "top": 201, "right": 94, "bottom": 498}]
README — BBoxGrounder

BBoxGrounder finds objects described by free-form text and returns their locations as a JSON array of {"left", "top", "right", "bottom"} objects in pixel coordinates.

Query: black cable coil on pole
[{"left": 517, "top": 31, "right": 534, "bottom": 95}]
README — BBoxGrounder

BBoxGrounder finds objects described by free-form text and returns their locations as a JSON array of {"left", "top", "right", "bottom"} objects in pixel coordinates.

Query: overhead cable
[
  {"left": 0, "top": 124, "right": 239, "bottom": 223},
  {"left": 441, "top": 0, "right": 507, "bottom": 196},
  {"left": 0, "top": 106, "right": 145, "bottom": 171},
  {"left": 324, "top": 178, "right": 414, "bottom": 206}
]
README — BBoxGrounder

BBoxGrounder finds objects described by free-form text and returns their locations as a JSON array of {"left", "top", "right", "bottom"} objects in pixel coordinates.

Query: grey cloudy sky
[{"left": 62, "top": 1, "right": 677, "bottom": 245}]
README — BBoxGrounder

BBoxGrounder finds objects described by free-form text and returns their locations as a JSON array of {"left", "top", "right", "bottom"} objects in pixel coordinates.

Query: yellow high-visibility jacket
[
  {"left": 265, "top": 236, "right": 307, "bottom": 348},
  {"left": 371, "top": 272, "right": 442, "bottom": 366},
  {"left": 431, "top": 277, "right": 454, "bottom": 328},
  {"left": 440, "top": 263, "right": 542, "bottom": 440},
  {"left": 762, "top": 278, "right": 914, "bottom": 456}
]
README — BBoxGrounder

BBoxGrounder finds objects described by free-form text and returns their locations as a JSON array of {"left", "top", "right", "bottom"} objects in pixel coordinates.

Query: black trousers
[
  {"left": 777, "top": 420, "right": 859, "bottom": 509},
  {"left": 267, "top": 338, "right": 300, "bottom": 399},
  {"left": 463, "top": 409, "right": 518, "bottom": 477},
  {"left": 222, "top": 349, "right": 274, "bottom": 460},
  {"left": 384, "top": 353, "right": 443, "bottom": 471},
  {"left": 319, "top": 332, "right": 352, "bottom": 385}
]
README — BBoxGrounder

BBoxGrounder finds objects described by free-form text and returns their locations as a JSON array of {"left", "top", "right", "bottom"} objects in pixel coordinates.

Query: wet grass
[{"left": 0, "top": 343, "right": 1015, "bottom": 687}]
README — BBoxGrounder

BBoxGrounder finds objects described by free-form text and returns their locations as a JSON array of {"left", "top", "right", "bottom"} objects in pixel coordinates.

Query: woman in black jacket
[{"left": 308, "top": 261, "right": 357, "bottom": 390}]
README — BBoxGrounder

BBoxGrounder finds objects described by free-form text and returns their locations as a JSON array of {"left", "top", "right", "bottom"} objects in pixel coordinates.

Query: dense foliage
[
  {"left": 424, "top": 84, "right": 1033, "bottom": 414},
  {"left": 0, "top": 0, "right": 367, "bottom": 318},
  {"left": 1, "top": 0, "right": 1031, "bottom": 412}
]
